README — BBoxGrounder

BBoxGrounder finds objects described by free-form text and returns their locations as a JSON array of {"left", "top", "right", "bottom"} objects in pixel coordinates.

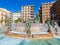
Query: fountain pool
[{"left": 0, "top": 35, "right": 60, "bottom": 45}]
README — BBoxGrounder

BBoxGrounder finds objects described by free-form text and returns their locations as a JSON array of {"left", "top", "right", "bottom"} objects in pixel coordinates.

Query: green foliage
[
  {"left": 45, "top": 18, "right": 52, "bottom": 26},
  {"left": 14, "top": 18, "right": 23, "bottom": 23},
  {"left": 34, "top": 13, "right": 40, "bottom": 23},
  {"left": 5, "top": 15, "right": 12, "bottom": 28},
  {"left": 14, "top": 19, "right": 18, "bottom": 23},
  {"left": 6, "top": 18, "right": 12, "bottom": 27}
]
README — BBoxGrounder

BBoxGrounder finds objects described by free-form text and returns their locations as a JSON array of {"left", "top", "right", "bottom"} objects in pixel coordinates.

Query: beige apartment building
[
  {"left": 42, "top": 2, "right": 54, "bottom": 23},
  {"left": 0, "top": 8, "right": 11, "bottom": 26},
  {"left": 21, "top": 5, "right": 34, "bottom": 22}
]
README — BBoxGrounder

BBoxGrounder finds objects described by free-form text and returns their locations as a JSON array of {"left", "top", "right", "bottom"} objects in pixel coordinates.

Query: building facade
[
  {"left": 21, "top": 5, "right": 34, "bottom": 22},
  {"left": 13, "top": 12, "right": 21, "bottom": 23},
  {"left": 41, "top": 2, "right": 54, "bottom": 23},
  {"left": 0, "top": 8, "right": 11, "bottom": 26},
  {"left": 52, "top": 0, "right": 60, "bottom": 26}
]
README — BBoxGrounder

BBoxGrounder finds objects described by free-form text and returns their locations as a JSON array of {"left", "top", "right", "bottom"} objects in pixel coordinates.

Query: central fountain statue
[{"left": 26, "top": 19, "right": 32, "bottom": 37}]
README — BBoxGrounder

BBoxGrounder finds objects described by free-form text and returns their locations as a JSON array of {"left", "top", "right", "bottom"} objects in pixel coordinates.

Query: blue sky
[{"left": 0, "top": 0, "right": 55, "bottom": 16}]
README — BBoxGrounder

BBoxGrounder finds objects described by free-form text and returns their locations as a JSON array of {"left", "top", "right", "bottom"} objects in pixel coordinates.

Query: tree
[
  {"left": 14, "top": 19, "right": 18, "bottom": 23},
  {"left": 35, "top": 13, "right": 40, "bottom": 23},
  {"left": 5, "top": 15, "right": 12, "bottom": 28},
  {"left": 45, "top": 18, "right": 52, "bottom": 33},
  {"left": 18, "top": 18, "right": 23, "bottom": 22},
  {"left": 45, "top": 18, "right": 51, "bottom": 26},
  {"left": 14, "top": 18, "right": 23, "bottom": 23}
]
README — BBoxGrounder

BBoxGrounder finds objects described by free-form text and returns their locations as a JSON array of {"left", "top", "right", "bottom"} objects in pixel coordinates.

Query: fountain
[
  {"left": 0, "top": 23, "right": 60, "bottom": 45},
  {"left": 0, "top": 28, "right": 4, "bottom": 40},
  {"left": 25, "top": 19, "right": 32, "bottom": 37}
]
